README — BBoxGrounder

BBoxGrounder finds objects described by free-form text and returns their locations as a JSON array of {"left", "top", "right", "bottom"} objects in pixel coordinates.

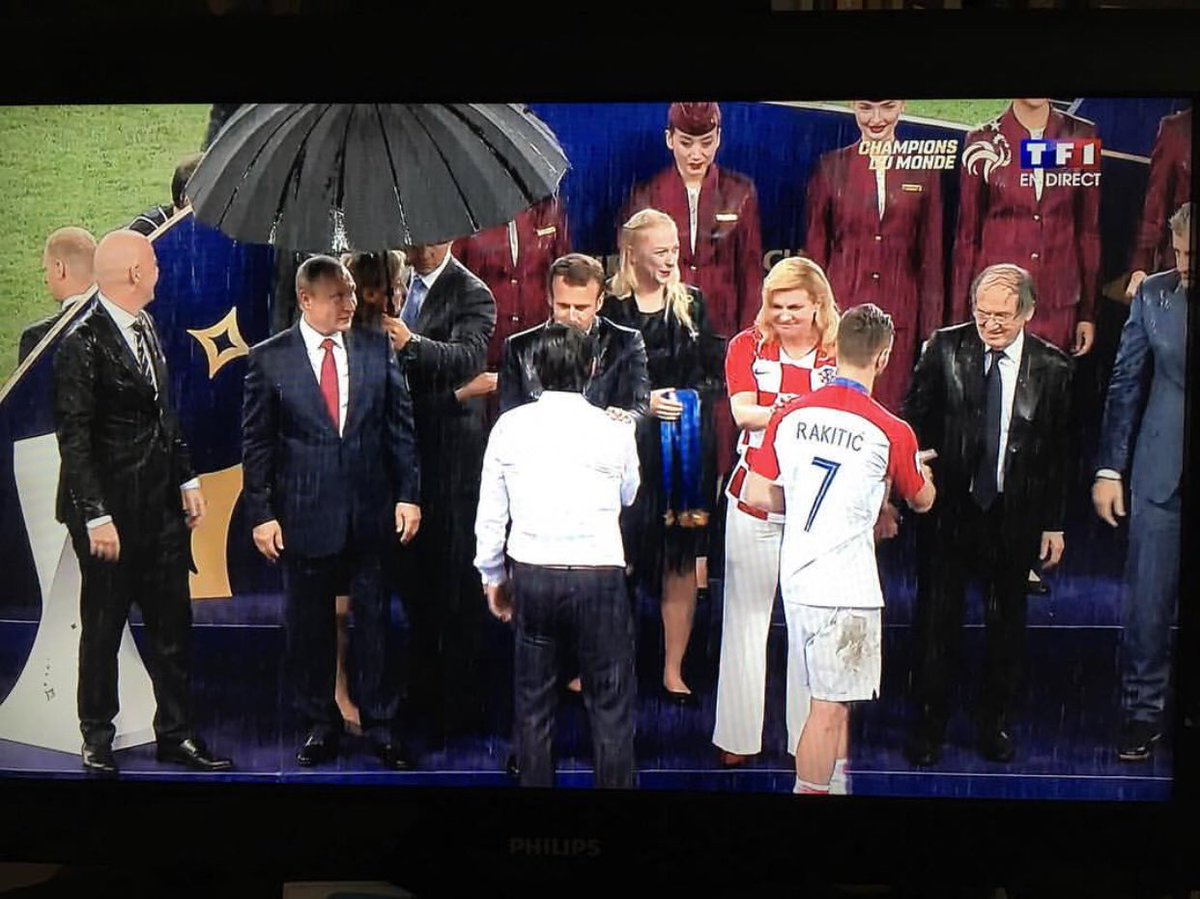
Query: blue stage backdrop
[{"left": 0, "top": 98, "right": 1188, "bottom": 627}]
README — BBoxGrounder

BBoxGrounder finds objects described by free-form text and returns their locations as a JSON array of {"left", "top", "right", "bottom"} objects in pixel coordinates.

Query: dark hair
[
  {"left": 531, "top": 322, "right": 597, "bottom": 393},
  {"left": 295, "top": 254, "right": 349, "bottom": 296},
  {"left": 836, "top": 303, "right": 895, "bottom": 367},
  {"left": 546, "top": 253, "right": 606, "bottom": 301},
  {"left": 172, "top": 153, "right": 204, "bottom": 209}
]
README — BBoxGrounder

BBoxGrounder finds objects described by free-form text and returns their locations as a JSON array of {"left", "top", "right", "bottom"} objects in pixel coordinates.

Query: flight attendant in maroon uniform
[
  {"left": 804, "top": 99, "right": 944, "bottom": 414},
  {"left": 1127, "top": 107, "right": 1192, "bottom": 298},
  {"left": 623, "top": 102, "right": 765, "bottom": 483},
  {"left": 952, "top": 98, "right": 1100, "bottom": 358},
  {"left": 453, "top": 195, "right": 570, "bottom": 370}
]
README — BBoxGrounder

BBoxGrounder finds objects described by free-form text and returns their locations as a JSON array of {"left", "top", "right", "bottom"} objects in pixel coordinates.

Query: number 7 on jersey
[{"left": 805, "top": 456, "right": 842, "bottom": 532}]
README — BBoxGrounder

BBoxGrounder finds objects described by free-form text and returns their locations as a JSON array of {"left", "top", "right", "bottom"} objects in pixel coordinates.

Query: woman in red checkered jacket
[{"left": 712, "top": 256, "right": 840, "bottom": 772}]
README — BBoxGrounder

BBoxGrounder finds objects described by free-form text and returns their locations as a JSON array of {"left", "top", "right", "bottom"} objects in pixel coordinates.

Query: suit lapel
[
  {"left": 1007, "top": 334, "right": 1043, "bottom": 477},
  {"left": 415, "top": 260, "right": 455, "bottom": 334},
  {"left": 343, "top": 329, "right": 367, "bottom": 438},
  {"left": 289, "top": 324, "right": 339, "bottom": 437},
  {"left": 95, "top": 305, "right": 156, "bottom": 400},
  {"left": 955, "top": 328, "right": 986, "bottom": 462}
]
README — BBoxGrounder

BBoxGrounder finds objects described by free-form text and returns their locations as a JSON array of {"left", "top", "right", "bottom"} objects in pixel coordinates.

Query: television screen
[{"left": 0, "top": 11, "right": 1196, "bottom": 895}]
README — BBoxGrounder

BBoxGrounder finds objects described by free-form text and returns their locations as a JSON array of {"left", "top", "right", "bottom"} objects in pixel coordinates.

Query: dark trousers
[
  {"left": 511, "top": 562, "right": 637, "bottom": 789},
  {"left": 1120, "top": 490, "right": 1181, "bottom": 727},
  {"left": 72, "top": 527, "right": 192, "bottom": 748},
  {"left": 284, "top": 546, "right": 399, "bottom": 744},
  {"left": 911, "top": 497, "right": 1030, "bottom": 737}
]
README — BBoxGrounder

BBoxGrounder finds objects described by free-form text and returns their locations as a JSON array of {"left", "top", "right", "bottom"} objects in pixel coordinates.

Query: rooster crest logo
[{"left": 962, "top": 131, "right": 1012, "bottom": 184}]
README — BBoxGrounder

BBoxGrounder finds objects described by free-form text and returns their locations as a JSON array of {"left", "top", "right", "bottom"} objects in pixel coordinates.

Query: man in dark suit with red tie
[
  {"left": 624, "top": 102, "right": 764, "bottom": 492},
  {"left": 242, "top": 255, "right": 422, "bottom": 769},
  {"left": 952, "top": 98, "right": 1101, "bottom": 358},
  {"left": 804, "top": 99, "right": 945, "bottom": 414}
]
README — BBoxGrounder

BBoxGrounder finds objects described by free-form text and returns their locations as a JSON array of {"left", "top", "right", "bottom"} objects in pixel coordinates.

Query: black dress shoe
[
  {"left": 157, "top": 737, "right": 233, "bottom": 771},
  {"left": 374, "top": 742, "right": 413, "bottom": 771},
  {"left": 1026, "top": 576, "right": 1051, "bottom": 596},
  {"left": 1117, "top": 720, "right": 1162, "bottom": 762},
  {"left": 978, "top": 728, "right": 1016, "bottom": 763},
  {"left": 296, "top": 733, "right": 339, "bottom": 767},
  {"left": 663, "top": 688, "right": 699, "bottom": 708},
  {"left": 505, "top": 754, "right": 520, "bottom": 780},
  {"left": 904, "top": 732, "right": 942, "bottom": 767},
  {"left": 81, "top": 744, "right": 118, "bottom": 776}
]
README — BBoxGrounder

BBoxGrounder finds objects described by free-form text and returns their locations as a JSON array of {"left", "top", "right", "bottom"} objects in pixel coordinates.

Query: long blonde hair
[
  {"left": 609, "top": 208, "right": 695, "bottom": 334},
  {"left": 755, "top": 256, "right": 840, "bottom": 353}
]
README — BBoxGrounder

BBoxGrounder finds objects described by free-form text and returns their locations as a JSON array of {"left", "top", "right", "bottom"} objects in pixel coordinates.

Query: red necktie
[{"left": 319, "top": 337, "right": 339, "bottom": 431}]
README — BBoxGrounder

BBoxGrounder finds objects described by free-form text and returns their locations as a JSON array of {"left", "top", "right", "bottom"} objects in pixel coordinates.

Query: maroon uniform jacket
[
  {"left": 452, "top": 196, "right": 569, "bottom": 369},
  {"left": 1129, "top": 108, "right": 1192, "bottom": 276},
  {"left": 623, "top": 164, "right": 764, "bottom": 341},
  {"left": 951, "top": 107, "right": 1101, "bottom": 351},
  {"left": 805, "top": 142, "right": 945, "bottom": 412}
]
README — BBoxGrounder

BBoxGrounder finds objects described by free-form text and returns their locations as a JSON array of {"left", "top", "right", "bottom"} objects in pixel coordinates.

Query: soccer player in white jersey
[{"left": 745, "top": 304, "right": 936, "bottom": 795}]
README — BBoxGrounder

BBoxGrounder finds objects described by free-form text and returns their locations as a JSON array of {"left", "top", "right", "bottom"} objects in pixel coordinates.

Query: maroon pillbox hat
[{"left": 667, "top": 102, "right": 721, "bottom": 136}]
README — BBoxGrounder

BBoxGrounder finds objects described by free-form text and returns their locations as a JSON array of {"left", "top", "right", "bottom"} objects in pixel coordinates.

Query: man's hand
[
  {"left": 1125, "top": 270, "right": 1148, "bottom": 302},
  {"left": 650, "top": 388, "right": 683, "bottom": 421},
  {"left": 89, "top": 522, "right": 121, "bottom": 563},
  {"left": 395, "top": 502, "right": 421, "bottom": 544},
  {"left": 381, "top": 313, "right": 412, "bottom": 351},
  {"left": 182, "top": 487, "right": 207, "bottom": 530},
  {"left": 1071, "top": 322, "right": 1095, "bottom": 357},
  {"left": 874, "top": 502, "right": 901, "bottom": 544},
  {"left": 454, "top": 371, "right": 498, "bottom": 403},
  {"left": 1092, "top": 477, "right": 1126, "bottom": 528},
  {"left": 605, "top": 406, "right": 635, "bottom": 425},
  {"left": 1039, "top": 531, "right": 1065, "bottom": 570},
  {"left": 253, "top": 519, "right": 285, "bottom": 563},
  {"left": 485, "top": 582, "right": 513, "bottom": 623}
]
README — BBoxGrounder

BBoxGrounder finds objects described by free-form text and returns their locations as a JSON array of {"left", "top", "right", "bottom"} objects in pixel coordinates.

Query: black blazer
[
  {"left": 903, "top": 323, "right": 1074, "bottom": 562},
  {"left": 400, "top": 256, "right": 496, "bottom": 505},
  {"left": 53, "top": 300, "right": 195, "bottom": 540},
  {"left": 498, "top": 315, "right": 651, "bottom": 419},
  {"left": 241, "top": 323, "right": 420, "bottom": 559}
]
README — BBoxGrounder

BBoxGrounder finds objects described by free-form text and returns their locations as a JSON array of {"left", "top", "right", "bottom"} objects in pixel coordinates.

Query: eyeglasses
[{"left": 973, "top": 310, "right": 1017, "bottom": 326}]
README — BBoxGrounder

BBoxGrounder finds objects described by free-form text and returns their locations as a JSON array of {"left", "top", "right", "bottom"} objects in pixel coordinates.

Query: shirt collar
[
  {"left": 298, "top": 315, "right": 345, "bottom": 352},
  {"left": 991, "top": 327, "right": 1025, "bottom": 363},
  {"left": 412, "top": 251, "right": 454, "bottom": 292},
  {"left": 97, "top": 292, "right": 140, "bottom": 330}
]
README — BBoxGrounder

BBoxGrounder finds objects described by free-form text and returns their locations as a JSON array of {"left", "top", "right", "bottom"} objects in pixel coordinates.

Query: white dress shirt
[
  {"left": 507, "top": 220, "right": 519, "bottom": 268},
  {"left": 474, "top": 391, "right": 641, "bottom": 586},
  {"left": 987, "top": 327, "right": 1024, "bottom": 493},
  {"left": 686, "top": 185, "right": 700, "bottom": 254},
  {"left": 87, "top": 294, "right": 198, "bottom": 531},
  {"left": 298, "top": 315, "right": 349, "bottom": 436},
  {"left": 873, "top": 155, "right": 888, "bottom": 219},
  {"left": 410, "top": 247, "right": 454, "bottom": 294}
]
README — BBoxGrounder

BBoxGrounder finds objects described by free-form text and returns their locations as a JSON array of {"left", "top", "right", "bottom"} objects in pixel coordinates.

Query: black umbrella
[{"left": 187, "top": 103, "right": 570, "bottom": 253}]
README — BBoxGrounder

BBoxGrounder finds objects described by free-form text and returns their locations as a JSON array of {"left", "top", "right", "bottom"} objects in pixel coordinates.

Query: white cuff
[
  {"left": 480, "top": 567, "right": 508, "bottom": 588},
  {"left": 1095, "top": 469, "right": 1122, "bottom": 482},
  {"left": 181, "top": 478, "right": 201, "bottom": 491},
  {"left": 86, "top": 515, "right": 113, "bottom": 530}
]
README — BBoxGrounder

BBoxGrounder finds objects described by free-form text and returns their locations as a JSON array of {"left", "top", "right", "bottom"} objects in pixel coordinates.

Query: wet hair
[
  {"left": 970, "top": 263, "right": 1036, "bottom": 317},
  {"left": 1170, "top": 201, "right": 1192, "bottom": 236},
  {"left": 531, "top": 322, "right": 597, "bottom": 393},
  {"left": 547, "top": 253, "right": 605, "bottom": 301},
  {"left": 610, "top": 208, "right": 695, "bottom": 333},
  {"left": 836, "top": 304, "right": 895, "bottom": 368},
  {"left": 172, "top": 153, "right": 204, "bottom": 209}
]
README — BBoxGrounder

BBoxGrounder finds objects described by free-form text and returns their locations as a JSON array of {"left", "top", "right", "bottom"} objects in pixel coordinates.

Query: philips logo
[
  {"left": 508, "top": 837, "right": 602, "bottom": 858},
  {"left": 1020, "top": 139, "right": 1101, "bottom": 170}
]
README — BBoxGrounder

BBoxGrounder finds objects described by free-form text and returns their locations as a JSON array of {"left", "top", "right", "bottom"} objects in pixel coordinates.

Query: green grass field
[{"left": 0, "top": 100, "right": 1007, "bottom": 378}]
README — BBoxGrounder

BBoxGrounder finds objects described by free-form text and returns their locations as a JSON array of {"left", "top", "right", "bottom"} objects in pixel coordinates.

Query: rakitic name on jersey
[
  {"left": 796, "top": 420, "right": 866, "bottom": 452},
  {"left": 1018, "top": 171, "right": 1102, "bottom": 188}
]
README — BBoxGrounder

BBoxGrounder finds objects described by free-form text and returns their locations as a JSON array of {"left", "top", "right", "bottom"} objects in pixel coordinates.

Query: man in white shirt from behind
[{"left": 475, "top": 323, "right": 640, "bottom": 789}]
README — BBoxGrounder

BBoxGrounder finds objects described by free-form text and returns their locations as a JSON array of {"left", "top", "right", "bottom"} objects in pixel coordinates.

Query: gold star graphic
[{"left": 187, "top": 307, "right": 250, "bottom": 379}]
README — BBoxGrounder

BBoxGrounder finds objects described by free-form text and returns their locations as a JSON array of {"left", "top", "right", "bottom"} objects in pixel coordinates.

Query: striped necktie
[{"left": 131, "top": 315, "right": 156, "bottom": 392}]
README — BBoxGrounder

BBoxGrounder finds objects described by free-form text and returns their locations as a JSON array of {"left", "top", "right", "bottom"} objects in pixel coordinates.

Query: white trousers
[{"left": 712, "top": 502, "right": 810, "bottom": 755}]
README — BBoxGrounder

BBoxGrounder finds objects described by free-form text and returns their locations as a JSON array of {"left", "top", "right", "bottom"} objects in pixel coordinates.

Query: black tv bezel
[{"left": 1, "top": 8, "right": 1197, "bottom": 893}]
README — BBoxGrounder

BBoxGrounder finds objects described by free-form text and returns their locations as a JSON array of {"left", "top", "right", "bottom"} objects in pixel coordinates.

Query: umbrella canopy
[{"left": 187, "top": 103, "right": 570, "bottom": 253}]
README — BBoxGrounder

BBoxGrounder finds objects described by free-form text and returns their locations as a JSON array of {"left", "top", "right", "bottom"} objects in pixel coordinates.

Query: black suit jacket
[
  {"left": 241, "top": 324, "right": 420, "bottom": 559},
  {"left": 53, "top": 300, "right": 194, "bottom": 542},
  {"left": 498, "top": 315, "right": 651, "bottom": 419},
  {"left": 903, "top": 323, "right": 1074, "bottom": 563},
  {"left": 401, "top": 256, "right": 496, "bottom": 506}
]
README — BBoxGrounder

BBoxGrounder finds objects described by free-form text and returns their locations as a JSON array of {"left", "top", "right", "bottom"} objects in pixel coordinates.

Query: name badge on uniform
[
  {"left": 535, "top": 226, "right": 557, "bottom": 237},
  {"left": 715, "top": 213, "right": 739, "bottom": 222},
  {"left": 901, "top": 183, "right": 923, "bottom": 193}
]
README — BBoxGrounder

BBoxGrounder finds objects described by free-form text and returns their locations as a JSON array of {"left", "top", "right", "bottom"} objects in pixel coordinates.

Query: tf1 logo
[
  {"left": 1020, "top": 139, "right": 1102, "bottom": 170},
  {"left": 1019, "top": 139, "right": 1102, "bottom": 188}
]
